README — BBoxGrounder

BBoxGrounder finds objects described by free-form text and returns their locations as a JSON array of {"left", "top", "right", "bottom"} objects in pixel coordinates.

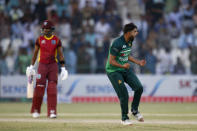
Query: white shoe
[
  {"left": 50, "top": 113, "right": 57, "bottom": 118},
  {"left": 121, "top": 119, "right": 133, "bottom": 125},
  {"left": 133, "top": 112, "right": 144, "bottom": 122},
  {"left": 32, "top": 112, "right": 40, "bottom": 118}
]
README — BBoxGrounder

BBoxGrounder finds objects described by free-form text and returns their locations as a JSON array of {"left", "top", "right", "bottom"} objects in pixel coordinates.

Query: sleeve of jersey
[
  {"left": 35, "top": 38, "right": 40, "bottom": 47},
  {"left": 57, "top": 39, "right": 62, "bottom": 47},
  {"left": 110, "top": 41, "right": 121, "bottom": 56}
]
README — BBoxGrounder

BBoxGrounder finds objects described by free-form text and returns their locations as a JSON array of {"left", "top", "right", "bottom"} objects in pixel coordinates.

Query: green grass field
[{"left": 0, "top": 102, "right": 197, "bottom": 131}]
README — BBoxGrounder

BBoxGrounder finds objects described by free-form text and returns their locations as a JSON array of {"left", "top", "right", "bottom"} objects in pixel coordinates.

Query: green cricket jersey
[{"left": 105, "top": 35, "right": 133, "bottom": 73}]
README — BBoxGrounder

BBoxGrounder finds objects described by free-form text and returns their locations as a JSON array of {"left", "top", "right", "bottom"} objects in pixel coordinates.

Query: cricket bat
[{"left": 27, "top": 75, "right": 34, "bottom": 98}]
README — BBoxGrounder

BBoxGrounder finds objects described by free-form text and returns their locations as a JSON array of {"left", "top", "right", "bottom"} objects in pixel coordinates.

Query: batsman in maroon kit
[{"left": 26, "top": 20, "right": 68, "bottom": 118}]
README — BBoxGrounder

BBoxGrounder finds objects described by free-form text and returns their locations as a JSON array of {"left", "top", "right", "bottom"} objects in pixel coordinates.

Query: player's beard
[
  {"left": 41, "top": 29, "right": 53, "bottom": 36},
  {"left": 129, "top": 36, "right": 134, "bottom": 42},
  {"left": 44, "top": 31, "right": 52, "bottom": 37}
]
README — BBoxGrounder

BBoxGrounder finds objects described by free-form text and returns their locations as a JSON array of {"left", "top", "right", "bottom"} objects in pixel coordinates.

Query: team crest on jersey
[
  {"left": 118, "top": 80, "right": 122, "bottom": 84},
  {"left": 41, "top": 40, "right": 46, "bottom": 44},
  {"left": 51, "top": 40, "right": 56, "bottom": 45}
]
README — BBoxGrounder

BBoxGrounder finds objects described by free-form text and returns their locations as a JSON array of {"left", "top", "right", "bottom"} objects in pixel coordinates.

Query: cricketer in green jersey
[{"left": 105, "top": 23, "right": 146, "bottom": 125}]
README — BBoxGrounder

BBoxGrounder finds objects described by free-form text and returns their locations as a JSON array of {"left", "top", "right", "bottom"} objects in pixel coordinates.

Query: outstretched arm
[{"left": 128, "top": 56, "right": 146, "bottom": 66}]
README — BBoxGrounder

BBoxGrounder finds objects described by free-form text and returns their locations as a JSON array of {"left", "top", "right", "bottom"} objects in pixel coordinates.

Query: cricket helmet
[{"left": 41, "top": 20, "right": 55, "bottom": 31}]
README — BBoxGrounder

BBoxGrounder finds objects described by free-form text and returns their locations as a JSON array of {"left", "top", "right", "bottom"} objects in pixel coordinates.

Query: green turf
[
  {"left": 0, "top": 102, "right": 197, "bottom": 131},
  {"left": 0, "top": 122, "right": 197, "bottom": 131}
]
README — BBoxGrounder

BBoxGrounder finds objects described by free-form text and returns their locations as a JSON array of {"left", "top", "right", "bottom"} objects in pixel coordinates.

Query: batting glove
[
  {"left": 26, "top": 65, "right": 36, "bottom": 77},
  {"left": 60, "top": 67, "right": 68, "bottom": 80}
]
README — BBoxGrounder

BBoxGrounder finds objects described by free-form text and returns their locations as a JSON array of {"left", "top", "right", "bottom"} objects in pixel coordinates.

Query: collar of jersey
[
  {"left": 121, "top": 35, "right": 133, "bottom": 45},
  {"left": 44, "top": 35, "right": 54, "bottom": 40},
  {"left": 121, "top": 35, "right": 127, "bottom": 43}
]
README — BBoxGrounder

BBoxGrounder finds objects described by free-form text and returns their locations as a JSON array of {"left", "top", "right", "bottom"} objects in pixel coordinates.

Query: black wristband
[{"left": 59, "top": 60, "right": 65, "bottom": 65}]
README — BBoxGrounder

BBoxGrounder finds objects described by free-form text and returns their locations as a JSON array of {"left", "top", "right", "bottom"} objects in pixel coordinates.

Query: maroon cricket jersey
[{"left": 36, "top": 35, "right": 62, "bottom": 64}]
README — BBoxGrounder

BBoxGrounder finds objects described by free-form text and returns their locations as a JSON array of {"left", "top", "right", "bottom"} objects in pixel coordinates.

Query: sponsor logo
[
  {"left": 119, "top": 57, "right": 128, "bottom": 61},
  {"left": 179, "top": 80, "right": 191, "bottom": 88},
  {"left": 86, "top": 85, "right": 115, "bottom": 94},
  {"left": 122, "top": 45, "right": 126, "bottom": 49},
  {"left": 149, "top": 78, "right": 166, "bottom": 96},
  {"left": 2, "top": 85, "right": 26, "bottom": 94},
  {"left": 120, "top": 49, "right": 131, "bottom": 54}
]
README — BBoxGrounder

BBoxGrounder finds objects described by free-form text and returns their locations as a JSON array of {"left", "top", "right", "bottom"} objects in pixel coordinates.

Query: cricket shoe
[
  {"left": 121, "top": 119, "right": 133, "bottom": 125},
  {"left": 50, "top": 113, "right": 57, "bottom": 118},
  {"left": 32, "top": 112, "right": 40, "bottom": 118},
  {"left": 132, "top": 110, "right": 144, "bottom": 122}
]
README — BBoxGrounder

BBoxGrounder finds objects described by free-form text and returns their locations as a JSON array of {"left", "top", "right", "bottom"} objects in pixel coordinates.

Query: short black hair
[{"left": 123, "top": 22, "right": 137, "bottom": 34}]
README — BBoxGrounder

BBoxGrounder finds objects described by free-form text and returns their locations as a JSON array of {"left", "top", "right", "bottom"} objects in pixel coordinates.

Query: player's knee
[
  {"left": 125, "top": 93, "right": 129, "bottom": 99},
  {"left": 48, "top": 81, "right": 57, "bottom": 87},
  {"left": 36, "top": 83, "right": 46, "bottom": 88},
  {"left": 36, "top": 81, "right": 46, "bottom": 88},
  {"left": 35, "top": 83, "right": 45, "bottom": 97},
  {"left": 119, "top": 94, "right": 129, "bottom": 102},
  {"left": 137, "top": 86, "right": 143, "bottom": 94},
  {"left": 47, "top": 81, "right": 57, "bottom": 95},
  {"left": 119, "top": 97, "right": 125, "bottom": 103}
]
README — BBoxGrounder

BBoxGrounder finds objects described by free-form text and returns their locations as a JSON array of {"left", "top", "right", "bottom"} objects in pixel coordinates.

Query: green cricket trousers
[{"left": 107, "top": 68, "right": 143, "bottom": 120}]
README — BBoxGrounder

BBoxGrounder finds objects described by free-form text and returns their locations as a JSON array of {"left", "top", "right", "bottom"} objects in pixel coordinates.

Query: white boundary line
[
  {"left": 0, "top": 113, "right": 197, "bottom": 117},
  {"left": 0, "top": 118, "right": 197, "bottom": 125}
]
